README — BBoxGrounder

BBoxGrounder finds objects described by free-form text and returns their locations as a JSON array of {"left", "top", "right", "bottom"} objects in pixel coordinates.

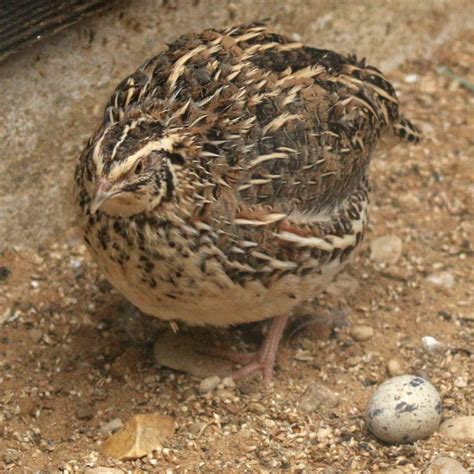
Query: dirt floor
[{"left": 0, "top": 30, "right": 473, "bottom": 473}]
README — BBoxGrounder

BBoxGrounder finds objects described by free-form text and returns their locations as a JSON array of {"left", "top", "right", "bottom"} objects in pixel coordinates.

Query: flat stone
[
  {"left": 154, "top": 331, "right": 233, "bottom": 378},
  {"left": 370, "top": 235, "right": 403, "bottom": 264},
  {"left": 350, "top": 325, "right": 375, "bottom": 342},
  {"left": 299, "top": 382, "right": 339, "bottom": 412},
  {"left": 101, "top": 414, "right": 175, "bottom": 460},
  {"left": 438, "top": 416, "right": 474, "bottom": 442},
  {"left": 424, "top": 456, "right": 468, "bottom": 474}
]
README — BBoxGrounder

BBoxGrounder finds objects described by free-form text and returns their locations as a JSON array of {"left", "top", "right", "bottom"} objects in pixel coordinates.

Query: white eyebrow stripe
[{"left": 108, "top": 140, "right": 164, "bottom": 180}]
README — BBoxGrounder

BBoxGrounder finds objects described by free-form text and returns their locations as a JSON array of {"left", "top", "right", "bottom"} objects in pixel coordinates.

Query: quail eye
[{"left": 134, "top": 160, "right": 143, "bottom": 174}]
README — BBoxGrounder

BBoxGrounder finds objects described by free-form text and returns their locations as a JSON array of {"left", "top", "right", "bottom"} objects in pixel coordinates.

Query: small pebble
[
  {"left": 221, "top": 376, "right": 236, "bottom": 389},
  {"left": 188, "top": 421, "right": 207, "bottom": 436},
  {"left": 0, "top": 266, "right": 11, "bottom": 282},
  {"left": 422, "top": 336, "right": 446, "bottom": 353},
  {"left": 370, "top": 235, "right": 403, "bottom": 264},
  {"left": 299, "top": 382, "right": 339, "bottom": 412},
  {"left": 0, "top": 309, "right": 9, "bottom": 326},
  {"left": 438, "top": 416, "right": 474, "bottom": 442},
  {"left": 350, "top": 325, "right": 374, "bottom": 342},
  {"left": 316, "top": 425, "right": 332, "bottom": 441},
  {"left": 248, "top": 402, "right": 266, "bottom": 415},
  {"left": 424, "top": 456, "right": 468, "bottom": 474},
  {"left": 454, "top": 376, "right": 468, "bottom": 388},
  {"left": 366, "top": 375, "right": 442, "bottom": 444},
  {"left": 387, "top": 358, "right": 404, "bottom": 377},
  {"left": 426, "top": 271, "right": 455, "bottom": 289},
  {"left": 76, "top": 403, "right": 95, "bottom": 421},
  {"left": 3, "top": 449, "right": 20, "bottom": 464},
  {"left": 404, "top": 73, "right": 419, "bottom": 83},
  {"left": 198, "top": 375, "right": 221, "bottom": 394},
  {"left": 29, "top": 328, "right": 43, "bottom": 343}
]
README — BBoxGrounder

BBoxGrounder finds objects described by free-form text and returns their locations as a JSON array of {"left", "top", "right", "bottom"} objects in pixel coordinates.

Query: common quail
[{"left": 74, "top": 22, "right": 421, "bottom": 385}]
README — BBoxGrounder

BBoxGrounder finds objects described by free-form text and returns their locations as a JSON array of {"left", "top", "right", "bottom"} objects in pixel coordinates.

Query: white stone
[
  {"left": 366, "top": 375, "right": 442, "bottom": 444},
  {"left": 422, "top": 336, "right": 446, "bottom": 353},
  {"left": 426, "top": 271, "right": 455, "bottom": 289},
  {"left": 404, "top": 73, "right": 419, "bottom": 83}
]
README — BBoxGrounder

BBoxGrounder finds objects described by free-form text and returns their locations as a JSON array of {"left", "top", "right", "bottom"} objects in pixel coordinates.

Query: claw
[{"left": 204, "top": 315, "right": 289, "bottom": 386}]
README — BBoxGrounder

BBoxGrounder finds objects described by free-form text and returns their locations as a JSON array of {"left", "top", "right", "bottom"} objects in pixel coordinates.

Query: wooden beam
[{"left": 0, "top": 0, "right": 119, "bottom": 62}]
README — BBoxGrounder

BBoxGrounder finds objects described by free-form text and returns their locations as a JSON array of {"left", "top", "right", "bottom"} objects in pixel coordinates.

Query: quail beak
[{"left": 90, "top": 179, "right": 120, "bottom": 214}]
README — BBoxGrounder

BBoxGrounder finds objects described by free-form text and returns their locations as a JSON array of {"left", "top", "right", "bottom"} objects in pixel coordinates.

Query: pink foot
[{"left": 205, "top": 315, "right": 289, "bottom": 386}]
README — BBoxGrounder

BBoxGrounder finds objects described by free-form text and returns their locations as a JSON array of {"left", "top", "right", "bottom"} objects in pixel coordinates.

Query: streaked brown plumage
[{"left": 74, "top": 22, "right": 421, "bottom": 384}]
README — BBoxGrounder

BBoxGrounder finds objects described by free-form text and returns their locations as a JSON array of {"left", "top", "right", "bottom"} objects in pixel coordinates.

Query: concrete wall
[{"left": 1, "top": 0, "right": 472, "bottom": 250}]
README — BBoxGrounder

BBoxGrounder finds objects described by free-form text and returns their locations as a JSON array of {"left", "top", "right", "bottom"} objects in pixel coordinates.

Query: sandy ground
[{"left": 0, "top": 29, "right": 473, "bottom": 474}]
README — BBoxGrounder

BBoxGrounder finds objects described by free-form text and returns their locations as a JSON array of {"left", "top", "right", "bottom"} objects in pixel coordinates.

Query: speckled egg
[{"left": 366, "top": 375, "right": 442, "bottom": 444}]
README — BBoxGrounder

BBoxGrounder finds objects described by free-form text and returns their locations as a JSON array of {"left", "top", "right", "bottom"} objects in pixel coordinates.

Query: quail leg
[{"left": 207, "top": 315, "right": 289, "bottom": 386}]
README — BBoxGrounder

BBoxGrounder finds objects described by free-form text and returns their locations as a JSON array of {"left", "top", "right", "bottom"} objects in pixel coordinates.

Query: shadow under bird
[{"left": 74, "top": 22, "right": 421, "bottom": 385}]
